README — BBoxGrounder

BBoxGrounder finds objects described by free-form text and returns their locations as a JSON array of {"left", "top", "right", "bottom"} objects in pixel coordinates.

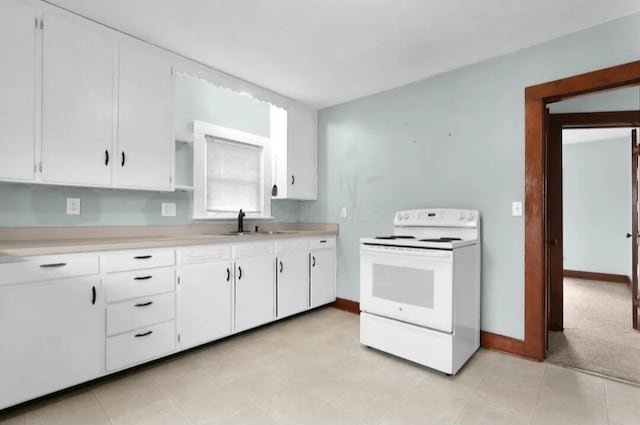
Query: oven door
[{"left": 360, "top": 244, "right": 453, "bottom": 333}]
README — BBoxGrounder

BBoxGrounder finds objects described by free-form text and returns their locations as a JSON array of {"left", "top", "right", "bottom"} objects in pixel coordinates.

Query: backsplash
[{"left": 0, "top": 182, "right": 300, "bottom": 227}]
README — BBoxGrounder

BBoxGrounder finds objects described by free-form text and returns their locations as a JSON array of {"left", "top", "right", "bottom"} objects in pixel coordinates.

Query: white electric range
[{"left": 359, "top": 208, "right": 481, "bottom": 375}]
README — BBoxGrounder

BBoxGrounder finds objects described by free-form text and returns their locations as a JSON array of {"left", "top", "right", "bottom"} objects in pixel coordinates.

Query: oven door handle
[{"left": 360, "top": 245, "right": 453, "bottom": 258}]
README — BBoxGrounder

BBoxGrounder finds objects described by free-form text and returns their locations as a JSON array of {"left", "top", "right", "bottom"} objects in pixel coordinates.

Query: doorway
[
  {"left": 545, "top": 119, "right": 640, "bottom": 381},
  {"left": 522, "top": 60, "right": 640, "bottom": 362}
]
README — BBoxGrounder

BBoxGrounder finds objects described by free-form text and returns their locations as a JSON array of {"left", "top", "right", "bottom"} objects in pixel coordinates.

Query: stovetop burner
[
  {"left": 374, "top": 235, "right": 416, "bottom": 240},
  {"left": 418, "top": 237, "right": 463, "bottom": 242}
]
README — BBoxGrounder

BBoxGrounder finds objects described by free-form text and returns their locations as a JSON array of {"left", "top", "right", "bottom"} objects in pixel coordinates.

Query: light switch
[
  {"left": 340, "top": 207, "right": 348, "bottom": 218},
  {"left": 161, "top": 203, "right": 176, "bottom": 217},
  {"left": 66, "top": 198, "right": 80, "bottom": 215},
  {"left": 512, "top": 201, "right": 523, "bottom": 217}
]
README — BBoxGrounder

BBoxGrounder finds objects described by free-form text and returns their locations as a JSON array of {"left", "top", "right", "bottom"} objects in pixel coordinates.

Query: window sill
[{"left": 192, "top": 215, "right": 275, "bottom": 221}]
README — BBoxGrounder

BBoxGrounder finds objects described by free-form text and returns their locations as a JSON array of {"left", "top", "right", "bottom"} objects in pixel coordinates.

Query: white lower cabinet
[
  {"left": 178, "top": 260, "right": 233, "bottom": 349},
  {"left": 277, "top": 251, "right": 310, "bottom": 318},
  {"left": 235, "top": 255, "right": 275, "bottom": 332},
  {"left": 107, "top": 293, "right": 176, "bottom": 336},
  {"left": 310, "top": 238, "right": 337, "bottom": 308},
  {"left": 0, "top": 236, "right": 336, "bottom": 410},
  {"left": 0, "top": 276, "right": 104, "bottom": 409},
  {"left": 106, "top": 321, "right": 176, "bottom": 372}
]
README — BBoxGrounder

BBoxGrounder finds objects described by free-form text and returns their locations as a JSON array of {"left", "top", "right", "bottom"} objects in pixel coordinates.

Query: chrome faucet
[{"left": 237, "top": 209, "right": 246, "bottom": 233}]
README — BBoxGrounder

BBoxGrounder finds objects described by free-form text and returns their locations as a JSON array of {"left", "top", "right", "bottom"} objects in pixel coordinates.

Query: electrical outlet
[
  {"left": 512, "top": 201, "right": 523, "bottom": 217},
  {"left": 161, "top": 202, "right": 176, "bottom": 217},
  {"left": 340, "top": 207, "right": 348, "bottom": 218},
  {"left": 66, "top": 198, "right": 80, "bottom": 215}
]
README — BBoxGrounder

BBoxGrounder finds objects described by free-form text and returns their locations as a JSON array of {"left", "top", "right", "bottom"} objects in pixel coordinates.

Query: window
[
  {"left": 192, "top": 121, "right": 272, "bottom": 219},
  {"left": 206, "top": 137, "right": 261, "bottom": 213}
]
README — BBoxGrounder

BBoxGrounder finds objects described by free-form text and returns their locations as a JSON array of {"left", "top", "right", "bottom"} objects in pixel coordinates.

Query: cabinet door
[
  {"left": 0, "top": 0, "right": 36, "bottom": 182},
  {"left": 179, "top": 261, "right": 233, "bottom": 349},
  {"left": 287, "top": 104, "right": 317, "bottom": 200},
  {"left": 311, "top": 249, "right": 336, "bottom": 308},
  {"left": 41, "top": 10, "right": 115, "bottom": 186},
  {"left": 116, "top": 40, "right": 173, "bottom": 190},
  {"left": 235, "top": 256, "right": 274, "bottom": 332},
  {"left": 277, "top": 251, "right": 309, "bottom": 318},
  {"left": 0, "top": 277, "right": 105, "bottom": 409}
]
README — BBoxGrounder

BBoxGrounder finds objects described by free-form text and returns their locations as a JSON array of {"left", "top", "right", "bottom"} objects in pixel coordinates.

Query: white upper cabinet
[
  {"left": 116, "top": 39, "right": 174, "bottom": 191},
  {"left": 0, "top": 0, "right": 36, "bottom": 182},
  {"left": 41, "top": 9, "right": 116, "bottom": 187},
  {"left": 271, "top": 102, "right": 317, "bottom": 200}
]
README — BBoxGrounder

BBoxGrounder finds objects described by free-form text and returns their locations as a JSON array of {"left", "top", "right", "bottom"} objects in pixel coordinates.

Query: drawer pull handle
[
  {"left": 39, "top": 262, "right": 67, "bottom": 268},
  {"left": 91, "top": 286, "right": 96, "bottom": 305},
  {"left": 134, "top": 275, "right": 153, "bottom": 281},
  {"left": 134, "top": 255, "right": 152, "bottom": 260},
  {"left": 134, "top": 330, "right": 153, "bottom": 338},
  {"left": 320, "top": 240, "right": 327, "bottom": 243},
  {"left": 279, "top": 260, "right": 284, "bottom": 273},
  {"left": 312, "top": 256, "right": 316, "bottom": 267},
  {"left": 238, "top": 266, "right": 242, "bottom": 280},
  {"left": 226, "top": 268, "right": 230, "bottom": 282},
  {"left": 135, "top": 301, "right": 153, "bottom": 307}
]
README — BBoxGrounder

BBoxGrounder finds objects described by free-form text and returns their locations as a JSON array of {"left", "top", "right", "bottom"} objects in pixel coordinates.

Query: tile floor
[{"left": 1, "top": 307, "right": 638, "bottom": 425}]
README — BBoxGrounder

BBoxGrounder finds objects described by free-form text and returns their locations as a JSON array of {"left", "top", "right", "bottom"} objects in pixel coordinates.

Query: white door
[
  {"left": 311, "top": 249, "right": 336, "bottom": 308},
  {"left": 360, "top": 245, "right": 454, "bottom": 333},
  {"left": 235, "top": 256, "right": 274, "bottom": 332},
  {"left": 287, "top": 104, "right": 317, "bottom": 200},
  {"left": 179, "top": 261, "right": 233, "bottom": 349},
  {"left": 0, "top": 277, "right": 105, "bottom": 409},
  {"left": 0, "top": 0, "right": 36, "bottom": 182},
  {"left": 41, "top": 10, "right": 115, "bottom": 186},
  {"left": 277, "top": 251, "right": 309, "bottom": 318},
  {"left": 116, "top": 40, "right": 173, "bottom": 190}
]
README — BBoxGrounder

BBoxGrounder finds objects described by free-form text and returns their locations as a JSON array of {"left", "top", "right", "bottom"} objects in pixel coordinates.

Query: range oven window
[{"left": 372, "top": 264, "right": 435, "bottom": 308}]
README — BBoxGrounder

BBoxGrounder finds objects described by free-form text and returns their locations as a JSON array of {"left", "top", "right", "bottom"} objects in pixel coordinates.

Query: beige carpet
[{"left": 547, "top": 277, "right": 640, "bottom": 383}]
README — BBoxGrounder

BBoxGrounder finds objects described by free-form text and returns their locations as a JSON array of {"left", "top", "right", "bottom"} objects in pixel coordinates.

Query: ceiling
[
  {"left": 47, "top": 0, "right": 640, "bottom": 108},
  {"left": 563, "top": 128, "right": 637, "bottom": 145}
]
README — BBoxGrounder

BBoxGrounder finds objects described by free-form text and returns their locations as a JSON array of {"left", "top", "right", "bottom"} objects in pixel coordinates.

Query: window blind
[{"left": 205, "top": 136, "right": 262, "bottom": 213}]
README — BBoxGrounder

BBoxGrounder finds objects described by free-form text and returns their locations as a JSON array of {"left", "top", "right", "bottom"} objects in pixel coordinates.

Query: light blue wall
[
  {"left": 563, "top": 137, "right": 632, "bottom": 277},
  {"left": 0, "top": 75, "right": 299, "bottom": 227},
  {"left": 549, "top": 86, "right": 640, "bottom": 113},
  {"left": 174, "top": 75, "right": 270, "bottom": 137},
  {"left": 301, "top": 12, "right": 640, "bottom": 339}
]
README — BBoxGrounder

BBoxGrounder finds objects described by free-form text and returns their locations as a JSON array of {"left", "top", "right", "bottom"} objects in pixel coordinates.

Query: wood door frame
[
  {"left": 524, "top": 60, "right": 640, "bottom": 360},
  {"left": 546, "top": 111, "right": 640, "bottom": 333}
]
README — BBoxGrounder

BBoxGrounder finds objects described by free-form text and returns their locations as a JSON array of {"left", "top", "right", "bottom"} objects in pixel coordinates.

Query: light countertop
[{"left": 0, "top": 224, "right": 338, "bottom": 257}]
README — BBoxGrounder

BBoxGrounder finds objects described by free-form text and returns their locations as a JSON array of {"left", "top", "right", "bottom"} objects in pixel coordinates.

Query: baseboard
[
  {"left": 480, "top": 331, "right": 526, "bottom": 358},
  {"left": 333, "top": 297, "right": 360, "bottom": 314},
  {"left": 563, "top": 269, "right": 630, "bottom": 285},
  {"left": 333, "top": 298, "right": 530, "bottom": 359}
]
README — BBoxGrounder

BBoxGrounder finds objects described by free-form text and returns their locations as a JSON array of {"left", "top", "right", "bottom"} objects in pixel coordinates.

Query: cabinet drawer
[
  {"left": 178, "top": 245, "right": 231, "bottom": 264},
  {"left": 275, "top": 238, "right": 309, "bottom": 254},
  {"left": 106, "top": 321, "right": 175, "bottom": 371},
  {"left": 0, "top": 254, "right": 99, "bottom": 286},
  {"left": 105, "top": 267, "right": 175, "bottom": 303},
  {"left": 103, "top": 249, "right": 175, "bottom": 273},
  {"left": 107, "top": 293, "right": 175, "bottom": 336},
  {"left": 310, "top": 237, "right": 336, "bottom": 250},
  {"left": 233, "top": 242, "right": 274, "bottom": 258}
]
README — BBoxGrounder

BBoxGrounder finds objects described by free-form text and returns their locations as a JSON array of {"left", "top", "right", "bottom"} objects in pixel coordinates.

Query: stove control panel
[{"left": 394, "top": 208, "right": 479, "bottom": 228}]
